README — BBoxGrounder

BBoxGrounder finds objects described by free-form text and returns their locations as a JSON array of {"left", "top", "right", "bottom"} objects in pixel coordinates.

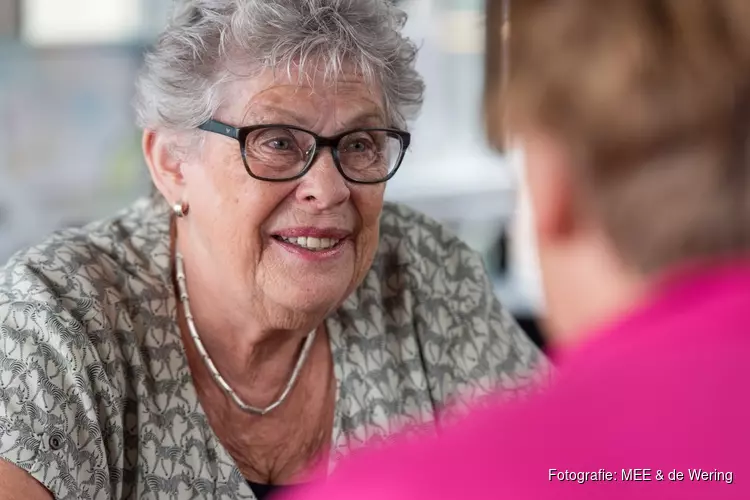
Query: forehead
[{"left": 219, "top": 64, "right": 386, "bottom": 125}]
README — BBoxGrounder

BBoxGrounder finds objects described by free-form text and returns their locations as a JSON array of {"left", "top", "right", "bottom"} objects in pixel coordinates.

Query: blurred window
[{"left": 21, "top": 0, "right": 141, "bottom": 45}]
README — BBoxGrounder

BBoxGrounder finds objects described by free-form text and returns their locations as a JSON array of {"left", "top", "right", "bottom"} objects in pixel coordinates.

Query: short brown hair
[{"left": 485, "top": 0, "right": 750, "bottom": 272}]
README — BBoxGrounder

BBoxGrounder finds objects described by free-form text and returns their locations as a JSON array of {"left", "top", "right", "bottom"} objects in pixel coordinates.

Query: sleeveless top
[{"left": 0, "top": 197, "right": 549, "bottom": 499}]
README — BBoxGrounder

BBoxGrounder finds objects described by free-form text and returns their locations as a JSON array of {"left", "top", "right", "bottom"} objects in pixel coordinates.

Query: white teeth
[{"left": 280, "top": 236, "right": 340, "bottom": 250}]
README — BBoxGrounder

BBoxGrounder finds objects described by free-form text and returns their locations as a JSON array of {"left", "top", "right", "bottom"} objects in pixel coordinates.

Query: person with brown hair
[{"left": 285, "top": 0, "right": 750, "bottom": 498}]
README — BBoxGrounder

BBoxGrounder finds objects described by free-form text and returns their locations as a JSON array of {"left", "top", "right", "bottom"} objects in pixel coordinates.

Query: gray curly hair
[{"left": 134, "top": 0, "right": 424, "bottom": 132}]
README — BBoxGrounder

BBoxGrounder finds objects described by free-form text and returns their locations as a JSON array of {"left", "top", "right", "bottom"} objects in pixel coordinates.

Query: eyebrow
[
  {"left": 245, "top": 106, "right": 387, "bottom": 129},
  {"left": 347, "top": 112, "right": 388, "bottom": 128},
  {"left": 245, "top": 107, "right": 309, "bottom": 125}
]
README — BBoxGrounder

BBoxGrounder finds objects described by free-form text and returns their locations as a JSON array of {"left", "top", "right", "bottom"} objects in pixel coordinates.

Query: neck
[{"left": 545, "top": 240, "right": 648, "bottom": 349}]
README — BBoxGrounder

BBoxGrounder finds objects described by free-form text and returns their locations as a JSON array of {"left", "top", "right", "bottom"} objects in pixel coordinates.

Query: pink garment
[{"left": 285, "top": 260, "right": 750, "bottom": 499}]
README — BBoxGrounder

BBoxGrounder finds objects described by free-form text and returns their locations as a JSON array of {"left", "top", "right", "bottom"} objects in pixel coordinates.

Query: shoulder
[
  {"left": 0, "top": 197, "right": 172, "bottom": 499},
  {"left": 0, "top": 195, "right": 172, "bottom": 409},
  {"left": 376, "top": 202, "right": 516, "bottom": 337},
  {"left": 373, "top": 203, "right": 550, "bottom": 407},
  {"left": 0, "top": 195, "right": 173, "bottom": 398},
  {"left": 378, "top": 201, "right": 475, "bottom": 264},
  {"left": 1, "top": 196, "right": 172, "bottom": 313},
  {"left": 377, "top": 202, "right": 490, "bottom": 306}
]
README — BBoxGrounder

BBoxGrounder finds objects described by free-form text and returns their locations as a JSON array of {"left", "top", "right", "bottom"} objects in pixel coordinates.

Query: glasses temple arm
[{"left": 198, "top": 119, "right": 240, "bottom": 140}]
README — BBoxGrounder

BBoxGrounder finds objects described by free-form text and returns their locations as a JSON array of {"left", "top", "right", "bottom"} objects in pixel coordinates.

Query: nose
[{"left": 295, "top": 148, "right": 351, "bottom": 209}]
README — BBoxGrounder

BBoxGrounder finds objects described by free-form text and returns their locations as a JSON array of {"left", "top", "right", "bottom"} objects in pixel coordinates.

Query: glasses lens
[
  {"left": 337, "top": 130, "right": 404, "bottom": 182},
  {"left": 244, "top": 127, "right": 315, "bottom": 179}
]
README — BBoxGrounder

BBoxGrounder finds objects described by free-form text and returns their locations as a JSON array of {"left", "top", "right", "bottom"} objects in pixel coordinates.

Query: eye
[
  {"left": 248, "top": 127, "right": 303, "bottom": 153},
  {"left": 266, "top": 137, "right": 294, "bottom": 150},
  {"left": 342, "top": 134, "right": 376, "bottom": 153}
]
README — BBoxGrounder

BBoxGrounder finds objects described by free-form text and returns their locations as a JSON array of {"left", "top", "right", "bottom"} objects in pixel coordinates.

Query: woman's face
[{"left": 178, "top": 68, "right": 387, "bottom": 328}]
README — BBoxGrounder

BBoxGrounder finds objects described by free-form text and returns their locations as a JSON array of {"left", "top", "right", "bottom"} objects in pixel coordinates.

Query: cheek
[
  {"left": 185, "top": 143, "right": 246, "bottom": 213},
  {"left": 357, "top": 187, "right": 385, "bottom": 223},
  {"left": 184, "top": 146, "right": 289, "bottom": 256}
]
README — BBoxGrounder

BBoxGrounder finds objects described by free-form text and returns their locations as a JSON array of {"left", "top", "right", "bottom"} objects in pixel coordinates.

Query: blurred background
[{"left": 0, "top": 0, "right": 545, "bottom": 349}]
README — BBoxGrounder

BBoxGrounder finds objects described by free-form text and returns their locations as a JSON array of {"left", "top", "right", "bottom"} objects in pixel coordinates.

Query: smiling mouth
[{"left": 272, "top": 235, "right": 342, "bottom": 251}]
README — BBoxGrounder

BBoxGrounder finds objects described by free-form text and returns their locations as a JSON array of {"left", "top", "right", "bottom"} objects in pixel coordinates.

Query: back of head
[{"left": 485, "top": 0, "right": 750, "bottom": 274}]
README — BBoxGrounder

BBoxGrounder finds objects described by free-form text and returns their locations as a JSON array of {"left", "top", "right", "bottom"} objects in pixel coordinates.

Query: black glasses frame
[{"left": 198, "top": 119, "right": 411, "bottom": 184}]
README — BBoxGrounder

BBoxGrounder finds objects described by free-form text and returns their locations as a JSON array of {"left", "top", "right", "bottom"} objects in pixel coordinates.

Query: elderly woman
[
  {"left": 287, "top": 1, "right": 750, "bottom": 499},
  {"left": 0, "top": 1, "right": 547, "bottom": 499}
]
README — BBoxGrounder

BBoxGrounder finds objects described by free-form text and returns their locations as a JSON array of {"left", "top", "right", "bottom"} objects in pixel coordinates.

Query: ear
[
  {"left": 142, "top": 129, "right": 187, "bottom": 204},
  {"left": 522, "top": 132, "right": 577, "bottom": 245}
]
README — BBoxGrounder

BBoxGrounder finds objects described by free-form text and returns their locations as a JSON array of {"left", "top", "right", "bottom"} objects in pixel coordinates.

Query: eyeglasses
[{"left": 197, "top": 119, "right": 411, "bottom": 184}]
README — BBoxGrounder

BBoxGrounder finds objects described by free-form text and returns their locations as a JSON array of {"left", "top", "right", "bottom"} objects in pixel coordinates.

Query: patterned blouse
[{"left": 0, "top": 197, "right": 548, "bottom": 499}]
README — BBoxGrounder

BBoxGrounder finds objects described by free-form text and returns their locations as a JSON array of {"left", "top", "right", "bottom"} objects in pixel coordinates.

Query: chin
[
  {"left": 259, "top": 245, "right": 362, "bottom": 316},
  {"left": 271, "top": 280, "right": 352, "bottom": 316}
]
